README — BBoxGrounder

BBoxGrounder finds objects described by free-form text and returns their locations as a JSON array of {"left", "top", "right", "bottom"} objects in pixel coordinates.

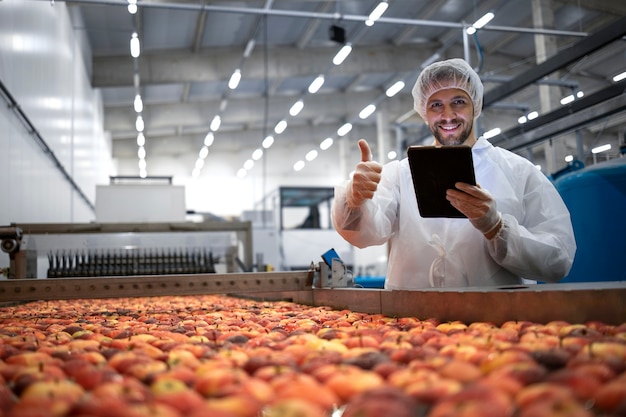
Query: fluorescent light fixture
[
  {"left": 243, "top": 39, "right": 255, "bottom": 58},
  {"left": 130, "top": 32, "right": 140, "bottom": 58},
  {"left": 305, "top": 150, "right": 318, "bottom": 161},
  {"left": 127, "top": 0, "right": 137, "bottom": 14},
  {"left": 262, "top": 135, "right": 274, "bottom": 149},
  {"left": 483, "top": 127, "right": 501, "bottom": 139},
  {"left": 518, "top": 116, "right": 527, "bottom": 124},
  {"left": 527, "top": 111, "right": 539, "bottom": 120},
  {"left": 337, "top": 123, "right": 353, "bottom": 137},
  {"left": 195, "top": 159, "right": 204, "bottom": 169},
  {"left": 243, "top": 159, "right": 254, "bottom": 170},
  {"left": 320, "top": 137, "right": 334, "bottom": 150},
  {"left": 467, "top": 12, "right": 494, "bottom": 34},
  {"left": 136, "top": 132, "right": 145, "bottom": 147},
  {"left": 199, "top": 146, "right": 209, "bottom": 159},
  {"left": 385, "top": 81, "right": 405, "bottom": 97},
  {"left": 359, "top": 104, "right": 376, "bottom": 119},
  {"left": 139, "top": 169, "right": 147, "bottom": 178},
  {"left": 560, "top": 94, "right": 575, "bottom": 105},
  {"left": 210, "top": 115, "right": 221, "bottom": 131},
  {"left": 137, "top": 146, "right": 146, "bottom": 159},
  {"left": 576, "top": 91, "right": 584, "bottom": 98},
  {"left": 387, "top": 150, "right": 397, "bottom": 160},
  {"left": 274, "top": 120, "right": 287, "bottom": 134},
  {"left": 333, "top": 44, "right": 352, "bottom": 65},
  {"left": 366, "top": 1, "right": 388, "bottom": 26},
  {"left": 252, "top": 148, "right": 263, "bottom": 160},
  {"left": 236, "top": 168, "right": 247, "bottom": 178},
  {"left": 204, "top": 132, "right": 214, "bottom": 147},
  {"left": 228, "top": 69, "right": 241, "bottom": 90},
  {"left": 192, "top": 168, "right": 200, "bottom": 178},
  {"left": 135, "top": 115, "right": 144, "bottom": 132},
  {"left": 293, "top": 160, "right": 305, "bottom": 171},
  {"left": 308, "top": 75, "right": 325, "bottom": 94},
  {"left": 138, "top": 159, "right": 146, "bottom": 170},
  {"left": 133, "top": 94, "right": 143, "bottom": 113},
  {"left": 592, "top": 144, "right": 611, "bottom": 154},
  {"left": 289, "top": 100, "right": 304, "bottom": 116},
  {"left": 613, "top": 71, "right": 626, "bottom": 82},
  {"left": 565, "top": 155, "right": 574, "bottom": 162}
]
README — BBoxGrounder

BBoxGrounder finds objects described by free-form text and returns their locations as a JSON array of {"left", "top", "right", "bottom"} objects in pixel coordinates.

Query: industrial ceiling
[{"left": 67, "top": 0, "right": 626, "bottom": 178}]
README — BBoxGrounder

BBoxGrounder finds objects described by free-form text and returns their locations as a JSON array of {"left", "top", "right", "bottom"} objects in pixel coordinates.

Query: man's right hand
[{"left": 346, "top": 139, "right": 383, "bottom": 208}]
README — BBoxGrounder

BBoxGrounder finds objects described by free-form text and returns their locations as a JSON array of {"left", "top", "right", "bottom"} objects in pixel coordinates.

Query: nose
[{"left": 440, "top": 104, "right": 456, "bottom": 119}]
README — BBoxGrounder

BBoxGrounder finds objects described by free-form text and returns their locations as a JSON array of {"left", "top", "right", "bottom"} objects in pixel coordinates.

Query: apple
[
  {"left": 517, "top": 398, "right": 594, "bottom": 417},
  {"left": 341, "top": 386, "right": 423, "bottom": 417},
  {"left": 428, "top": 385, "right": 514, "bottom": 417},
  {"left": 262, "top": 398, "right": 327, "bottom": 417},
  {"left": 545, "top": 368, "right": 602, "bottom": 401},
  {"left": 150, "top": 378, "right": 205, "bottom": 414},
  {"left": 593, "top": 377, "right": 626, "bottom": 414}
]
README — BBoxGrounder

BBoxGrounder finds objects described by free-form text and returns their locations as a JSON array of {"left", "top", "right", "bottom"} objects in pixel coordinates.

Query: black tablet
[{"left": 407, "top": 145, "right": 476, "bottom": 218}]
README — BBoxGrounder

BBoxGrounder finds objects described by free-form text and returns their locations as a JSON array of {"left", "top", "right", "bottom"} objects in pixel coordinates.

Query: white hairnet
[{"left": 412, "top": 58, "right": 484, "bottom": 122}]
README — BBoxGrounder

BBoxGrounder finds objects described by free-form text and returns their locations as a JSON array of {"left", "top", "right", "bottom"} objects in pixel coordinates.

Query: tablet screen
[{"left": 407, "top": 145, "right": 476, "bottom": 218}]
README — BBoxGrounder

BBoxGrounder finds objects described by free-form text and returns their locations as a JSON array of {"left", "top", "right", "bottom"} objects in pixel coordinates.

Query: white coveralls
[{"left": 332, "top": 138, "right": 577, "bottom": 289}]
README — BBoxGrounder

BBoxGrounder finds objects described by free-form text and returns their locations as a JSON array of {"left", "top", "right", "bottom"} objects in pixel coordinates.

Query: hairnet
[{"left": 412, "top": 58, "right": 484, "bottom": 122}]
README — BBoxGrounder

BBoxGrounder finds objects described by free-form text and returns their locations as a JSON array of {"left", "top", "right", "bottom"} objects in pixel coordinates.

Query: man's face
[{"left": 425, "top": 88, "right": 476, "bottom": 146}]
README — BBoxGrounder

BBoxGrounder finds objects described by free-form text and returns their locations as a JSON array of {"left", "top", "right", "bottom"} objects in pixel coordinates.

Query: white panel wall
[{"left": 0, "top": 1, "right": 113, "bottom": 270}]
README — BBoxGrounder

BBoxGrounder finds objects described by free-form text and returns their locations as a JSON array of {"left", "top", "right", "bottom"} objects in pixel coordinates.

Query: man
[{"left": 331, "top": 58, "right": 576, "bottom": 289}]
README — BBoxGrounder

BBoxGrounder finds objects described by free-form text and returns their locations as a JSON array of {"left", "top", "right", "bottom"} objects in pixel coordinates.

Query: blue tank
[{"left": 554, "top": 158, "right": 626, "bottom": 283}]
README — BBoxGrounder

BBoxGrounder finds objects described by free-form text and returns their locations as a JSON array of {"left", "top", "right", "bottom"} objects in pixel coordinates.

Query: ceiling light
[
  {"left": 130, "top": 32, "right": 140, "bottom": 58},
  {"left": 560, "top": 94, "right": 575, "bottom": 105},
  {"left": 192, "top": 168, "right": 200, "bottom": 178},
  {"left": 136, "top": 132, "right": 145, "bottom": 146},
  {"left": 274, "top": 120, "right": 287, "bottom": 134},
  {"left": 289, "top": 100, "right": 304, "bottom": 116},
  {"left": 308, "top": 75, "right": 325, "bottom": 94},
  {"left": 332, "top": 43, "right": 352, "bottom": 65},
  {"left": 252, "top": 148, "right": 263, "bottom": 160},
  {"left": 612, "top": 71, "right": 626, "bottom": 82},
  {"left": 138, "top": 159, "right": 146, "bottom": 170},
  {"left": 204, "top": 132, "right": 214, "bottom": 147},
  {"left": 237, "top": 168, "right": 247, "bottom": 178},
  {"left": 385, "top": 81, "right": 405, "bottom": 97},
  {"left": 366, "top": 1, "right": 388, "bottom": 26},
  {"left": 243, "top": 159, "right": 254, "bottom": 170},
  {"left": 243, "top": 39, "right": 255, "bottom": 58},
  {"left": 565, "top": 155, "right": 574, "bottom": 162},
  {"left": 228, "top": 69, "right": 242, "bottom": 90},
  {"left": 135, "top": 115, "right": 144, "bottom": 132},
  {"left": 337, "top": 123, "right": 353, "bottom": 137},
  {"left": 387, "top": 150, "right": 397, "bottom": 160},
  {"left": 262, "top": 135, "right": 274, "bottom": 149},
  {"left": 133, "top": 94, "right": 143, "bottom": 113},
  {"left": 210, "top": 115, "right": 221, "bottom": 131},
  {"left": 466, "top": 12, "right": 494, "bottom": 34},
  {"left": 127, "top": 0, "right": 137, "bottom": 14},
  {"left": 359, "top": 104, "right": 376, "bottom": 119},
  {"left": 199, "top": 146, "right": 209, "bottom": 159},
  {"left": 195, "top": 158, "right": 204, "bottom": 169},
  {"left": 293, "top": 160, "right": 305, "bottom": 171},
  {"left": 320, "top": 137, "right": 334, "bottom": 150},
  {"left": 527, "top": 111, "right": 539, "bottom": 120},
  {"left": 137, "top": 146, "right": 146, "bottom": 159},
  {"left": 518, "top": 116, "right": 527, "bottom": 124},
  {"left": 139, "top": 169, "right": 147, "bottom": 178},
  {"left": 305, "top": 150, "right": 318, "bottom": 161},
  {"left": 483, "top": 127, "right": 501, "bottom": 139},
  {"left": 592, "top": 144, "right": 611, "bottom": 154}
]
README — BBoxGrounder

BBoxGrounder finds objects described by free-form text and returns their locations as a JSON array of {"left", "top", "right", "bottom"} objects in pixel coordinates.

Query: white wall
[{"left": 0, "top": 1, "right": 114, "bottom": 270}]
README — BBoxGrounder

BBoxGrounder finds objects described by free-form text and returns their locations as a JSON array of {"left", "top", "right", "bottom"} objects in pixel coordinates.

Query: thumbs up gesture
[{"left": 346, "top": 139, "right": 383, "bottom": 207}]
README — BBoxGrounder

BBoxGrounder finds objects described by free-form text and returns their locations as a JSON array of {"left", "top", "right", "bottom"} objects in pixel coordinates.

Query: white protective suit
[{"left": 332, "top": 137, "right": 577, "bottom": 289}]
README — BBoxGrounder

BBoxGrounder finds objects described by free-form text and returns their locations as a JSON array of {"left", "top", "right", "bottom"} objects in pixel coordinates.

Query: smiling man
[{"left": 331, "top": 58, "right": 577, "bottom": 290}]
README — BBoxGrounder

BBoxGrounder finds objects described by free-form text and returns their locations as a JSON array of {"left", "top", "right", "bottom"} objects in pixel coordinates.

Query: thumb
[{"left": 358, "top": 139, "right": 372, "bottom": 162}]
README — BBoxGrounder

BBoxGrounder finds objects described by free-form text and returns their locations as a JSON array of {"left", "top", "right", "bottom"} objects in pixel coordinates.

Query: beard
[{"left": 430, "top": 119, "right": 473, "bottom": 146}]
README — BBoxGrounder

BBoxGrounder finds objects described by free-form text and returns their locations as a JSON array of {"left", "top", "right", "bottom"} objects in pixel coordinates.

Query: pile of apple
[{"left": 0, "top": 294, "right": 625, "bottom": 417}]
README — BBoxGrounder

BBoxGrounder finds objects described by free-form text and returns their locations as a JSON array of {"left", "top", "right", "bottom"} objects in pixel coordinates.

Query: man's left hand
[{"left": 446, "top": 183, "right": 502, "bottom": 239}]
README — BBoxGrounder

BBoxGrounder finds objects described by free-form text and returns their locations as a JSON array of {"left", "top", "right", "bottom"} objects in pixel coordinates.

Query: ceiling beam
[{"left": 483, "top": 15, "right": 626, "bottom": 107}]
